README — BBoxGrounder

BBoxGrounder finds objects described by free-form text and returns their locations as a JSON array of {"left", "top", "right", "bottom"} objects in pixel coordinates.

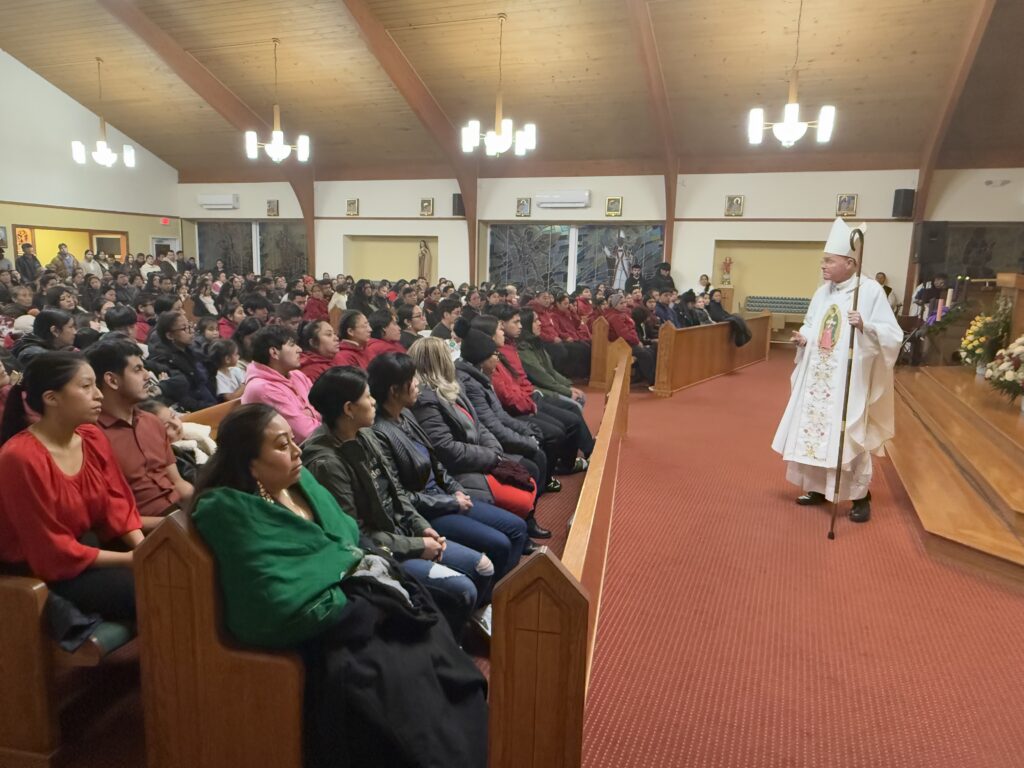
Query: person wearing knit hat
[
  {"left": 771, "top": 218, "right": 902, "bottom": 525},
  {"left": 603, "top": 292, "right": 657, "bottom": 385},
  {"left": 458, "top": 326, "right": 497, "bottom": 367}
]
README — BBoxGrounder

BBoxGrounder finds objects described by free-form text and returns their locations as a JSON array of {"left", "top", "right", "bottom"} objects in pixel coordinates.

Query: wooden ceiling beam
[
  {"left": 624, "top": 0, "right": 677, "bottom": 263},
  {"left": 95, "top": 0, "right": 318, "bottom": 271},
  {"left": 903, "top": 0, "right": 997, "bottom": 311},
  {"left": 914, "top": 0, "right": 997, "bottom": 222},
  {"left": 339, "top": 0, "right": 479, "bottom": 282}
]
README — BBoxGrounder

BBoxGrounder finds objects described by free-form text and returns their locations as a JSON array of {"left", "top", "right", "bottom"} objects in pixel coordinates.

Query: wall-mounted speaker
[
  {"left": 452, "top": 193, "right": 465, "bottom": 217},
  {"left": 917, "top": 221, "right": 947, "bottom": 265},
  {"left": 892, "top": 188, "right": 915, "bottom": 219}
]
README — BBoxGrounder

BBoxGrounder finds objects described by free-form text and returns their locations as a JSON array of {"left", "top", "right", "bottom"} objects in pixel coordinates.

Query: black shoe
[
  {"left": 796, "top": 491, "right": 827, "bottom": 506},
  {"left": 849, "top": 492, "right": 871, "bottom": 523},
  {"left": 526, "top": 514, "right": 551, "bottom": 539},
  {"left": 523, "top": 540, "right": 539, "bottom": 555},
  {"left": 545, "top": 478, "right": 562, "bottom": 493}
]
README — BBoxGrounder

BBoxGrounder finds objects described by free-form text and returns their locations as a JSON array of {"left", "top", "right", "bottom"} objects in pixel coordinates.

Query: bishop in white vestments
[{"left": 771, "top": 218, "right": 902, "bottom": 523}]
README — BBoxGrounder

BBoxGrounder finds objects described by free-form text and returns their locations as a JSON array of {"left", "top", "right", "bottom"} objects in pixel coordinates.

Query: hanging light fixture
[
  {"left": 71, "top": 58, "right": 136, "bottom": 168},
  {"left": 461, "top": 14, "right": 536, "bottom": 157},
  {"left": 245, "top": 39, "right": 310, "bottom": 163},
  {"left": 747, "top": 0, "right": 835, "bottom": 148}
]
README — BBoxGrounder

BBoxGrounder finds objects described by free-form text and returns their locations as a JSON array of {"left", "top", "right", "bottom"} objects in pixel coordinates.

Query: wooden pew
[
  {"left": 651, "top": 313, "right": 772, "bottom": 397},
  {"left": 489, "top": 341, "right": 631, "bottom": 768},
  {"left": 182, "top": 398, "right": 240, "bottom": 439},
  {"left": 587, "top": 317, "right": 636, "bottom": 392},
  {"left": 134, "top": 510, "right": 304, "bottom": 768},
  {"left": 0, "top": 577, "right": 135, "bottom": 768}
]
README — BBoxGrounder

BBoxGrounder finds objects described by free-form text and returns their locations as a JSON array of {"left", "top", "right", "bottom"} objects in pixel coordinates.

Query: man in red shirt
[
  {"left": 605, "top": 292, "right": 656, "bottom": 386},
  {"left": 86, "top": 339, "right": 193, "bottom": 529}
]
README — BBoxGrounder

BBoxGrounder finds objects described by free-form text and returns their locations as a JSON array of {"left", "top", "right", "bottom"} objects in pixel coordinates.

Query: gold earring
[{"left": 255, "top": 479, "right": 274, "bottom": 503}]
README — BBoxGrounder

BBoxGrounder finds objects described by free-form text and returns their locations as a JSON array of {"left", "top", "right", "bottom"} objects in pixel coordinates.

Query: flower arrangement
[
  {"left": 984, "top": 333, "right": 1024, "bottom": 403},
  {"left": 960, "top": 314, "right": 994, "bottom": 366},
  {"left": 959, "top": 297, "right": 1012, "bottom": 367}
]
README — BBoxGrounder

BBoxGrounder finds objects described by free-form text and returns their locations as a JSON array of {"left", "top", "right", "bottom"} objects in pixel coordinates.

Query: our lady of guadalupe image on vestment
[{"left": 818, "top": 304, "right": 841, "bottom": 351}]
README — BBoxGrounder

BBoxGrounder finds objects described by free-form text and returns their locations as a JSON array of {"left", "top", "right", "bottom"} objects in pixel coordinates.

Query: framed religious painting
[
  {"left": 346, "top": 199, "right": 359, "bottom": 216},
  {"left": 420, "top": 198, "right": 434, "bottom": 217},
  {"left": 836, "top": 193, "right": 858, "bottom": 217},
  {"left": 0, "top": 225, "right": 7, "bottom": 248},
  {"left": 725, "top": 195, "right": 745, "bottom": 217},
  {"left": 605, "top": 196, "right": 623, "bottom": 217},
  {"left": 266, "top": 199, "right": 279, "bottom": 217},
  {"left": 516, "top": 197, "right": 532, "bottom": 217}
]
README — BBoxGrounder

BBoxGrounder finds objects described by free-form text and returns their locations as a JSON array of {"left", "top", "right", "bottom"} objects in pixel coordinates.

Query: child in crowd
[{"left": 209, "top": 338, "right": 246, "bottom": 401}]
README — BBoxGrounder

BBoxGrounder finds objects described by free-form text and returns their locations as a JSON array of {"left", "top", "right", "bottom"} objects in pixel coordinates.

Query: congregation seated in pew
[{"left": 190, "top": 402, "right": 489, "bottom": 768}]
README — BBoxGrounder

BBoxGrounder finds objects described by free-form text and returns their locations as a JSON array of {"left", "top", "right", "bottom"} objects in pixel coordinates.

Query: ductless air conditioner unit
[
  {"left": 534, "top": 190, "right": 591, "bottom": 209},
  {"left": 197, "top": 193, "right": 240, "bottom": 210}
]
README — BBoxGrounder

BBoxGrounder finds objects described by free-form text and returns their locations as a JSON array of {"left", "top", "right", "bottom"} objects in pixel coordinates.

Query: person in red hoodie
[
  {"left": 525, "top": 291, "right": 571, "bottom": 376},
  {"left": 302, "top": 281, "right": 331, "bottom": 323},
  {"left": 551, "top": 292, "right": 592, "bottom": 377},
  {"left": 133, "top": 293, "right": 156, "bottom": 343},
  {"left": 605, "top": 292, "right": 656, "bottom": 385},
  {"left": 298, "top": 319, "right": 340, "bottom": 383},
  {"left": 364, "top": 310, "right": 408, "bottom": 364},
  {"left": 333, "top": 309, "right": 370, "bottom": 369},
  {"left": 218, "top": 303, "right": 245, "bottom": 339},
  {"left": 574, "top": 286, "right": 594, "bottom": 324},
  {"left": 487, "top": 306, "right": 593, "bottom": 474}
]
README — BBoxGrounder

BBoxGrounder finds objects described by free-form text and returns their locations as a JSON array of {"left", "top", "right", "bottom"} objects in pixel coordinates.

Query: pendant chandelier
[
  {"left": 245, "top": 39, "right": 310, "bottom": 163},
  {"left": 747, "top": 0, "right": 835, "bottom": 148},
  {"left": 71, "top": 58, "right": 136, "bottom": 168},
  {"left": 461, "top": 14, "right": 536, "bottom": 157}
]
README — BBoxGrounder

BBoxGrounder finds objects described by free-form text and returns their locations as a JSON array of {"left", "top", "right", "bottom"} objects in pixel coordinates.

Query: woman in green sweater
[
  {"left": 191, "top": 403, "right": 487, "bottom": 768},
  {"left": 517, "top": 307, "right": 587, "bottom": 411}
]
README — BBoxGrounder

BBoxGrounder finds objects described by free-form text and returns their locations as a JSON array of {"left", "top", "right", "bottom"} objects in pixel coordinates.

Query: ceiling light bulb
[
  {"left": 522, "top": 123, "right": 536, "bottom": 151},
  {"left": 514, "top": 129, "right": 527, "bottom": 156},
  {"left": 245, "top": 131, "right": 259, "bottom": 159},
  {"left": 462, "top": 121, "right": 481, "bottom": 153},
  {"left": 72, "top": 141, "right": 87, "bottom": 164},
  {"left": 816, "top": 105, "right": 836, "bottom": 143},
  {"left": 297, "top": 134, "right": 310, "bottom": 162},
  {"left": 783, "top": 102, "right": 800, "bottom": 125},
  {"left": 123, "top": 145, "right": 136, "bottom": 168},
  {"left": 748, "top": 108, "right": 764, "bottom": 145}
]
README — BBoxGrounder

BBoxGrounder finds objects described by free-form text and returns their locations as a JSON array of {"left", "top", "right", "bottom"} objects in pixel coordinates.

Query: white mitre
[{"left": 824, "top": 217, "right": 866, "bottom": 260}]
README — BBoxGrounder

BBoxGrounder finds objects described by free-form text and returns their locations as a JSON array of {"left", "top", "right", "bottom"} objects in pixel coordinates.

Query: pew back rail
[
  {"left": 134, "top": 511, "right": 304, "bottom": 768},
  {"left": 652, "top": 313, "right": 771, "bottom": 397},
  {"left": 489, "top": 341, "right": 631, "bottom": 768}
]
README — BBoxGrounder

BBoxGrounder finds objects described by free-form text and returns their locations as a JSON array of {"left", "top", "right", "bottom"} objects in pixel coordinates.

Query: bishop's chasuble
[{"left": 772, "top": 276, "right": 902, "bottom": 501}]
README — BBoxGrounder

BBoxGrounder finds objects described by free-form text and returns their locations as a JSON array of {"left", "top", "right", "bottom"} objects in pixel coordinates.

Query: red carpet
[{"left": 582, "top": 350, "right": 1024, "bottom": 768}]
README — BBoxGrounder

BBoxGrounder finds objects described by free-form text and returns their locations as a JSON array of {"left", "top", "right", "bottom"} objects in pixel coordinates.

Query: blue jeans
[
  {"left": 400, "top": 539, "right": 489, "bottom": 629},
  {"left": 429, "top": 501, "right": 528, "bottom": 584}
]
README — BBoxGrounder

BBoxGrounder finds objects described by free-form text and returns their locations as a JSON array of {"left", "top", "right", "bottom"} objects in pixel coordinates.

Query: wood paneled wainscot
[
  {"left": 652, "top": 314, "right": 772, "bottom": 397},
  {"left": 489, "top": 342, "right": 631, "bottom": 768}
]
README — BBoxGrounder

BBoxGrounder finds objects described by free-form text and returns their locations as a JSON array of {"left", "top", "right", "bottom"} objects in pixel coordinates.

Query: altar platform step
[{"left": 889, "top": 365, "right": 1024, "bottom": 579}]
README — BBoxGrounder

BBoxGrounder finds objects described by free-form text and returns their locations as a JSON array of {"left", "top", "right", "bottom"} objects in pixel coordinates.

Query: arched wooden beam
[
  {"left": 95, "top": 0, "right": 318, "bottom": 272},
  {"left": 624, "top": 0, "right": 678, "bottom": 262},
  {"left": 903, "top": 0, "right": 997, "bottom": 311},
  {"left": 340, "top": 0, "right": 479, "bottom": 282}
]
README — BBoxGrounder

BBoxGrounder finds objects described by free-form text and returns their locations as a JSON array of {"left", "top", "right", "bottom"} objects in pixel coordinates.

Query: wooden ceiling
[{"left": 0, "top": 0, "right": 1018, "bottom": 180}]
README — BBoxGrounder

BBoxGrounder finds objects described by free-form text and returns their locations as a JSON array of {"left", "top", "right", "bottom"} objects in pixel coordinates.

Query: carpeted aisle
[{"left": 582, "top": 350, "right": 1024, "bottom": 768}]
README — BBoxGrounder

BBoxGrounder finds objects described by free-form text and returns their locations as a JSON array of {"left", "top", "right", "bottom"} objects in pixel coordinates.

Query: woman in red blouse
[
  {"left": 298, "top": 319, "right": 340, "bottom": 383},
  {"left": 0, "top": 351, "right": 142, "bottom": 620},
  {"left": 332, "top": 309, "right": 370, "bottom": 369}
]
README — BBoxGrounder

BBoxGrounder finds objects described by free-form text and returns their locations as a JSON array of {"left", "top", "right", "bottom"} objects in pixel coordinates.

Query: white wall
[
  {"left": 927, "top": 169, "right": 1024, "bottom": 221},
  {"left": 477, "top": 175, "right": 665, "bottom": 221},
  {"left": 177, "top": 182, "right": 302, "bottom": 219},
  {"left": 0, "top": 49, "right": 178, "bottom": 215},
  {"left": 672, "top": 170, "right": 920, "bottom": 300},
  {"left": 314, "top": 179, "right": 469, "bottom": 283}
]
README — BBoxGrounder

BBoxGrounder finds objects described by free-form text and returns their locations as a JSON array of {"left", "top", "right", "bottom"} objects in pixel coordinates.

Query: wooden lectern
[{"left": 996, "top": 272, "right": 1024, "bottom": 340}]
